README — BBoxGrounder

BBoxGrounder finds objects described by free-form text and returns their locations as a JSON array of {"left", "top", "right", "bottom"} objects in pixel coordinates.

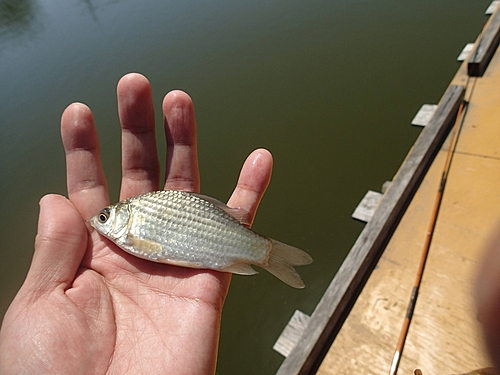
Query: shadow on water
[
  {"left": 0, "top": 0, "right": 121, "bottom": 43},
  {"left": 77, "top": 0, "right": 124, "bottom": 23},
  {"left": 0, "top": 0, "right": 39, "bottom": 39}
]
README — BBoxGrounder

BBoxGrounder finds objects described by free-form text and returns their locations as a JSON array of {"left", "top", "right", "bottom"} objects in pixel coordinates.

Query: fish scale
[
  {"left": 90, "top": 190, "right": 312, "bottom": 288},
  {"left": 127, "top": 191, "right": 268, "bottom": 267}
]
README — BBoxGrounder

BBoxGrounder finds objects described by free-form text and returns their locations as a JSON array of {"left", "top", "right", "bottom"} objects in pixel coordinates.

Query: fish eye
[{"left": 98, "top": 208, "right": 110, "bottom": 223}]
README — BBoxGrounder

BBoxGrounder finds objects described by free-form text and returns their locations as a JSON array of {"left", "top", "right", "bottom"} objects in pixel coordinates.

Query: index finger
[{"left": 61, "top": 103, "right": 109, "bottom": 218}]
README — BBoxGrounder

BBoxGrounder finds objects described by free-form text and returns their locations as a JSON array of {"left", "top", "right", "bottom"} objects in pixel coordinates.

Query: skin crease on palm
[{"left": 0, "top": 72, "right": 273, "bottom": 375}]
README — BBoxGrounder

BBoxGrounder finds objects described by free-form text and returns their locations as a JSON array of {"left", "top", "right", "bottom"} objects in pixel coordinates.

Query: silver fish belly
[{"left": 90, "top": 190, "right": 312, "bottom": 288}]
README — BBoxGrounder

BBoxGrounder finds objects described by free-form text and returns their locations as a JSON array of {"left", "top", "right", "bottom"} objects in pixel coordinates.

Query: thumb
[{"left": 23, "top": 194, "right": 88, "bottom": 294}]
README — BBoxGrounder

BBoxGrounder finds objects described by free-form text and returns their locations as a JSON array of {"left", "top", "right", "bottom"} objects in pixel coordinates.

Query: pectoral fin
[
  {"left": 127, "top": 235, "right": 163, "bottom": 257},
  {"left": 159, "top": 259, "right": 204, "bottom": 269},
  {"left": 127, "top": 235, "right": 204, "bottom": 268}
]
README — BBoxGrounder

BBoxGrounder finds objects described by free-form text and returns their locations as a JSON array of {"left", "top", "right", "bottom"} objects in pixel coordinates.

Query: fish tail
[{"left": 261, "top": 239, "right": 313, "bottom": 289}]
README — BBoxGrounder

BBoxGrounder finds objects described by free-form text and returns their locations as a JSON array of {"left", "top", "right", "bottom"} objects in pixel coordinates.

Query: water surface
[{"left": 0, "top": 1, "right": 491, "bottom": 373}]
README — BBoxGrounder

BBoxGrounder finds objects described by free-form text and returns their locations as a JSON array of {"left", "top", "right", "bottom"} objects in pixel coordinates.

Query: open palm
[{"left": 0, "top": 73, "right": 273, "bottom": 375}]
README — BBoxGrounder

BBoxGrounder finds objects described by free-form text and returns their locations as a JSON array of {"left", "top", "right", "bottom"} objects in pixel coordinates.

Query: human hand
[
  {"left": 0, "top": 73, "right": 273, "bottom": 375},
  {"left": 476, "top": 224, "right": 500, "bottom": 373}
]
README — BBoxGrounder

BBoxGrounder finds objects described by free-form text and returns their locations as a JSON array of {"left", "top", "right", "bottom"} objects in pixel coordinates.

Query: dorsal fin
[{"left": 191, "top": 193, "right": 251, "bottom": 227}]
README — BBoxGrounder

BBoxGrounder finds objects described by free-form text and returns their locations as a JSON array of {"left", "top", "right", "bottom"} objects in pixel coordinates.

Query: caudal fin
[{"left": 260, "top": 239, "right": 313, "bottom": 289}]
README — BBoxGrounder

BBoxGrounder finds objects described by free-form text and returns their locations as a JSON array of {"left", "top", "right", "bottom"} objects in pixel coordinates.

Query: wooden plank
[
  {"left": 457, "top": 43, "right": 475, "bottom": 62},
  {"left": 317, "top": 152, "right": 495, "bottom": 375},
  {"left": 351, "top": 190, "right": 383, "bottom": 223},
  {"left": 319, "top": 30, "right": 500, "bottom": 375},
  {"left": 486, "top": 0, "right": 499, "bottom": 15},
  {"left": 275, "top": 84, "right": 465, "bottom": 375},
  {"left": 397, "top": 152, "right": 497, "bottom": 374},
  {"left": 468, "top": 8, "right": 500, "bottom": 76},
  {"left": 273, "top": 310, "right": 311, "bottom": 357},
  {"left": 411, "top": 104, "right": 437, "bottom": 127}
]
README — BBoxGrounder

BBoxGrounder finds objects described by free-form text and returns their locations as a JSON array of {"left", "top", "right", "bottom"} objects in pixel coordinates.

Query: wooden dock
[
  {"left": 275, "top": 2, "right": 500, "bottom": 374},
  {"left": 317, "top": 47, "right": 500, "bottom": 371}
]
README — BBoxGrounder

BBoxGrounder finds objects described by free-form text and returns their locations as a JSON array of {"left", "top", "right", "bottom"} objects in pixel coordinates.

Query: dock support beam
[{"left": 468, "top": 6, "right": 500, "bottom": 76}]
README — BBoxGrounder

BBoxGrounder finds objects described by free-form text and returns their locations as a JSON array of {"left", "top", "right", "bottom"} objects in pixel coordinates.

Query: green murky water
[{"left": 0, "top": 0, "right": 491, "bottom": 373}]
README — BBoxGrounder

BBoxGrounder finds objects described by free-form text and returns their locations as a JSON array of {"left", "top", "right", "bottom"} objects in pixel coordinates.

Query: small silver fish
[{"left": 90, "top": 190, "right": 312, "bottom": 288}]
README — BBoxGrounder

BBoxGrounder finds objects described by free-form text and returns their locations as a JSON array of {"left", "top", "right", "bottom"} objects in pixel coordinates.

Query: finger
[
  {"left": 61, "top": 103, "right": 109, "bottom": 219},
  {"left": 24, "top": 194, "right": 87, "bottom": 294},
  {"left": 476, "top": 225, "right": 500, "bottom": 370},
  {"left": 227, "top": 149, "right": 273, "bottom": 227},
  {"left": 117, "top": 73, "right": 160, "bottom": 200},
  {"left": 162, "top": 90, "right": 200, "bottom": 193}
]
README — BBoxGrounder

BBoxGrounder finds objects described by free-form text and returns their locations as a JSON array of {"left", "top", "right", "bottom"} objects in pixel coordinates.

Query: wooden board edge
[
  {"left": 468, "top": 7, "right": 500, "bottom": 76},
  {"left": 275, "top": 85, "right": 465, "bottom": 375}
]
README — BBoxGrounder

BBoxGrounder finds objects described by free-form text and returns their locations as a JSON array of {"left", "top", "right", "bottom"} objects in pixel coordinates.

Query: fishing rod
[
  {"left": 387, "top": 12, "right": 489, "bottom": 373},
  {"left": 388, "top": 91, "right": 470, "bottom": 375}
]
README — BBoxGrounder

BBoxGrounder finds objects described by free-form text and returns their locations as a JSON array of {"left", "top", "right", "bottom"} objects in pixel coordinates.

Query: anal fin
[{"left": 220, "top": 263, "right": 259, "bottom": 275}]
